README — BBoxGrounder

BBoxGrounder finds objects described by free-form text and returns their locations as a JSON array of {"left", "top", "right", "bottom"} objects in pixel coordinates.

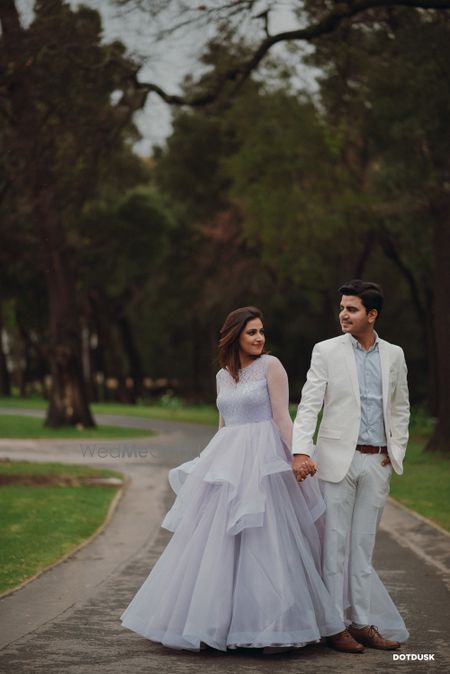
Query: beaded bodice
[{"left": 216, "top": 355, "right": 273, "bottom": 426}]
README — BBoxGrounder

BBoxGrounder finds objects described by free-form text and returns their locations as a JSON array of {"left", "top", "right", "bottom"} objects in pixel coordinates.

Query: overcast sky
[{"left": 17, "top": 1, "right": 320, "bottom": 155}]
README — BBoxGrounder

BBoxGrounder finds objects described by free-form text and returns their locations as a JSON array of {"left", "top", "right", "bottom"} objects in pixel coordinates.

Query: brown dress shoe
[
  {"left": 327, "top": 629, "right": 365, "bottom": 653},
  {"left": 348, "top": 625, "right": 401, "bottom": 650}
]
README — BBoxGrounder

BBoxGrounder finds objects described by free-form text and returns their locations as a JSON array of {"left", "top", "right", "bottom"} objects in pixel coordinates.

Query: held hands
[{"left": 292, "top": 454, "right": 318, "bottom": 482}]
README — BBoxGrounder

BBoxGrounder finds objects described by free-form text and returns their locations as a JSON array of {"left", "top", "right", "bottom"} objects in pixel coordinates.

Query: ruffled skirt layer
[{"left": 120, "top": 420, "right": 345, "bottom": 651}]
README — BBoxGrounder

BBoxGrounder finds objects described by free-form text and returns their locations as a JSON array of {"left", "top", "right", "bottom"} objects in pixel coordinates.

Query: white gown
[{"left": 121, "top": 354, "right": 348, "bottom": 650}]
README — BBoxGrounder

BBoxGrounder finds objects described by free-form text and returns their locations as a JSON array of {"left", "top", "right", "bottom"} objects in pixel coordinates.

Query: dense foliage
[{"left": 1, "top": 2, "right": 449, "bottom": 448}]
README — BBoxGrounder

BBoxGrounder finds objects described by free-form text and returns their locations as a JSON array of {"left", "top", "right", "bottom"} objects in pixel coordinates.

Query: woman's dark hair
[
  {"left": 339, "top": 279, "right": 384, "bottom": 316},
  {"left": 218, "top": 306, "right": 263, "bottom": 382}
]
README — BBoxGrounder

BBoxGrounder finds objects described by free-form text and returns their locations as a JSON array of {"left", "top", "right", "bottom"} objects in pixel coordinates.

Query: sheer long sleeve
[
  {"left": 267, "top": 357, "right": 293, "bottom": 452},
  {"left": 292, "top": 344, "right": 327, "bottom": 456},
  {"left": 216, "top": 373, "right": 225, "bottom": 429}
]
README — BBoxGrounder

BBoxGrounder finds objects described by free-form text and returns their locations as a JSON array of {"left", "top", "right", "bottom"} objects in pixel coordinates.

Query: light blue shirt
[{"left": 351, "top": 332, "right": 387, "bottom": 446}]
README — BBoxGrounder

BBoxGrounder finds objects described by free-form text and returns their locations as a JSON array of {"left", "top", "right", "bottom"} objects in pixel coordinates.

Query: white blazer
[{"left": 292, "top": 333, "right": 410, "bottom": 482}]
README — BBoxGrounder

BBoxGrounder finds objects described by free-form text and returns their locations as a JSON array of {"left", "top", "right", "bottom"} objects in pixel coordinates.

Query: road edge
[{"left": 0, "top": 477, "right": 129, "bottom": 601}]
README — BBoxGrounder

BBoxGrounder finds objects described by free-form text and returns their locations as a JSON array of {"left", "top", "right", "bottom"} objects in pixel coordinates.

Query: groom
[{"left": 292, "top": 280, "right": 410, "bottom": 653}]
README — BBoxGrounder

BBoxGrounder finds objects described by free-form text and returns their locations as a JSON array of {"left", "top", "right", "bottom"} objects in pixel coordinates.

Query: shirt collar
[{"left": 350, "top": 331, "right": 379, "bottom": 352}]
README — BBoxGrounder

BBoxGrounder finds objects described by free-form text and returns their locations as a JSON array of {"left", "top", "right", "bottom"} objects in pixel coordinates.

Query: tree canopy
[{"left": 1, "top": 1, "right": 449, "bottom": 452}]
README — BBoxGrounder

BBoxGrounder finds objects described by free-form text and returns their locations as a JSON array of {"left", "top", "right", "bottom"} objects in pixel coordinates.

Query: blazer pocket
[{"left": 318, "top": 426, "right": 342, "bottom": 440}]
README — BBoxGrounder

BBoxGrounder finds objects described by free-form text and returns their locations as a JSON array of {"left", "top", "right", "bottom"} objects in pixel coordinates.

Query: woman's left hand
[{"left": 292, "top": 455, "right": 318, "bottom": 481}]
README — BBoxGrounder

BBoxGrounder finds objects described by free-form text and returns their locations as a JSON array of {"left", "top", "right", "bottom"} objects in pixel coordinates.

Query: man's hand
[
  {"left": 292, "top": 454, "right": 317, "bottom": 482},
  {"left": 381, "top": 455, "right": 392, "bottom": 467}
]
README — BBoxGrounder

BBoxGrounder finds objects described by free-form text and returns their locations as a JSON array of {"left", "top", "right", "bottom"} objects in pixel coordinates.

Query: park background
[{"left": 1, "top": 0, "right": 450, "bottom": 595}]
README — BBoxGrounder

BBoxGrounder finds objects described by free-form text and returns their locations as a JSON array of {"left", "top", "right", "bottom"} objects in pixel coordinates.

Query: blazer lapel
[
  {"left": 378, "top": 338, "right": 391, "bottom": 414},
  {"left": 342, "top": 334, "right": 360, "bottom": 406}
]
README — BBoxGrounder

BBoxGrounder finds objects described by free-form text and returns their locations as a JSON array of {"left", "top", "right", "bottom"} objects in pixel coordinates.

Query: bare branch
[
  {"left": 134, "top": 0, "right": 450, "bottom": 106},
  {"left": 117, "top": 0, "right": 257, "bottom": 42},
  {"left": 254, "top": 9, "right": 270, "bottom": 38}
]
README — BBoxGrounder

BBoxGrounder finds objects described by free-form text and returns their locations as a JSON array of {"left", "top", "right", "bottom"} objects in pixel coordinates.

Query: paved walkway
[{"left": 0, "top": 410, "right": 449, "bottom": 673}]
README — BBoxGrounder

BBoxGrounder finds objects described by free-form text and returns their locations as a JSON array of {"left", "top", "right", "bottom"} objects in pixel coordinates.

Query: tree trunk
[
  {"left": 190, "top": 315, "right": 203, "bottom": 402},
  {"left": 423, "top": 290, "right": 439, "bottom": 417},
  {"left": 1, "top": 1, "right": 95, "bottom": 427},
  {"left": 0, "top": 306, "right": 11, "bottom": 396},
  {"left": 17, "top": 325, "right": 29, "bottom": 398},
  {"left": 117, "top": 315, "right": 143, "bottom": 400},
  {"left": 94, "top": 307, "right": 133, "bottom": 403},
  {"left": 378, "top": 228, "right": 438, "bottom": 414},
  {"left": 38, "top": 188, "right": 95, "bottom": 427},
  {"left": 426, "top": 203, "right": 450, "bottom": 452},
  {"left": 354, "top": 230, "right": 375, "bottom": 278}
]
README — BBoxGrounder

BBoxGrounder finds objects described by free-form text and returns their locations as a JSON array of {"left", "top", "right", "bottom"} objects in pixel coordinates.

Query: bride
[{"left": 120, "top": 306, "right": 345, "bottom": 652}]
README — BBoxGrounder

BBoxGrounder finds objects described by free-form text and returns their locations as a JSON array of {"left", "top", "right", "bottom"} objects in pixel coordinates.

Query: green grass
[
  {"left": 0, "top": 396, "right": 48, "bottom": 410},
  {"left": 0, "top": 460, "right": 123, "bottom": 594},
  {"left": 92, "top": 402, "right": 219, "bottom": 425},
  {"left": 390, "top": 436, "right": 450, "bottom": 531},
  {"left": 0, "top": 459, "right": 122, "bottom": 479},
  {"left": 0, "top": 396, "right": 219, "bottom": 426},
  {"left": 0, "top": 414, "right": 155, "bottom": 439}
]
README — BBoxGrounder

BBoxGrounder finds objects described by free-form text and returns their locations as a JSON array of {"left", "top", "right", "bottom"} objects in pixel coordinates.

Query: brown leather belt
[{"left": 356, "top": 444, "right": 388, "bottom": 454}]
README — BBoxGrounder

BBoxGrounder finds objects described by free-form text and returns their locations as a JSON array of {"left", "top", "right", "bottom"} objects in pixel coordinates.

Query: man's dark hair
[{"left": 339, "top": 279, "right": 384, "bottom": 315}]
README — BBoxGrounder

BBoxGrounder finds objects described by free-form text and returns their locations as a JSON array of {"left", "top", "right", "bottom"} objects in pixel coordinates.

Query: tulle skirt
[{"left": 120, "top": 419, "right": 346, "bottom": 651}]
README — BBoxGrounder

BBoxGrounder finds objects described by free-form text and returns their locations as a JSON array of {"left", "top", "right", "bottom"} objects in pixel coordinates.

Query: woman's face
[{"left": 239, "top": 318, "right": 265, "bottom": 359}]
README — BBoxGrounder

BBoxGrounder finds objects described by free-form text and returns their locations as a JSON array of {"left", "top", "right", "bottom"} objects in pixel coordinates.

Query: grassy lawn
[
  {"left": 92, "top": 402, "right": 219, "bottom": 425},
  {"left": 0, "top": 414, "right": 155, "bottom": 439},
  {"left": 0, "top": 460, "right": 122, "bottom": 479},
  {"left": 0, "top": 396, "right": 48, "bottom": 410},
  {"left": 0, "top": 460, "right": 124, "bottom": 594},
  {"left": 390, "top": 436, "right": 450, "bottom": 531},
  {"left": 0, "top": 395, "right": 219, "bottom": 426}
]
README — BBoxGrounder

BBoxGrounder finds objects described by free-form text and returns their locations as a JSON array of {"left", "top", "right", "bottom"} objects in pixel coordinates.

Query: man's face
[{"left": 339, "top": 295, "right": 377, "bottom": 336}]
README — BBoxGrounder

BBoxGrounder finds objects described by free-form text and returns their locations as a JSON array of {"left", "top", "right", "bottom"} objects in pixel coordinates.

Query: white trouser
[{"left": 320, "top": 451, "right": 392, "bottom": 626}]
